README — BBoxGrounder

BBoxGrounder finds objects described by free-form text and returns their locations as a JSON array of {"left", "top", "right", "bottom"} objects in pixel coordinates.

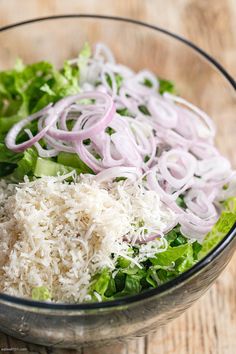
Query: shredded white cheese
[{"left": 0, "top": 175, "right": 175, "bottom": 303}]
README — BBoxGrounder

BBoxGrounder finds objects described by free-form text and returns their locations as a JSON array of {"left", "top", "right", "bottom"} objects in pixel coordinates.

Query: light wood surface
[{"left": 0, "top": 1, "right": 235, "bottom": 353}]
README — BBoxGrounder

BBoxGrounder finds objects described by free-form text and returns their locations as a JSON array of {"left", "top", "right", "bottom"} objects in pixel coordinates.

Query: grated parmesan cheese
[{"left": 0, "top": 175, "right": 175, "bottom": 303}]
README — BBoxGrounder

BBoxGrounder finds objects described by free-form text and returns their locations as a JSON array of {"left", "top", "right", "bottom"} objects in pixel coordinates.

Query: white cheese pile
[{"left": 0, "top": 174, "right": 175, "bottom": 303}]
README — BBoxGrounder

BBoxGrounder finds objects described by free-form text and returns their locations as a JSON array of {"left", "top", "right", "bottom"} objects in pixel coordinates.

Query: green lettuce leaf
[
  {"left": 150, "top": 243, "right": 190, "bottom": 266},
  {"left": 34, "top": 157, "right": 76, "bottom": 178},
  {"left": 0, "top": 163, "right": 17, "bottom": 177},
  {"left": 224, "top": 196, "right": 236, "bottom": 213},
  {"left": 0, "top": 143, "right": 23, "bottom": 164},
  {"left": 0, "top": 115, "right": 23, "bottom": 135},
  {"left": 89, "top": 268, "right": 111, "bottom": 300},
  {"left": 57, "top": 152, "right": 94, "bottom": 174},
  {"left": 0, "top": 59, "right": 81, "bottom": 129},
  {"left": 77, "top": 42, "right": 91, "bottom": 83},
  {"left": 0, "top": 61, "right": 55, "bottom": 119},
  {"left": 116, "top": 273, "right": 143, "bottom": 297},
  {"left": 199, "top": 202, "right": 236, "bottom": 259},
  {"left": 0, "top": 55, "right": 89, "bottom": 180},
  {"left": 12, "top": 148, "right": 37, "bottom": 180},
  {"left": 158, "top": 78, "right": 176, "bottom": 95},
  {"left": 89, "top": 228, "right": 202, "bottom": 301},
  {"left": 105, "top": 73, "right": 123, "bottom": 92},
  {"left": 32, "top": 286, "right": 51, "bottom": 301},
  {"left": 0, "top": 143, "right": 37, "bottom": 180}
]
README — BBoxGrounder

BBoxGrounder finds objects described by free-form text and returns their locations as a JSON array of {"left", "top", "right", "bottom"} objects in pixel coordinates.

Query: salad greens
[
  {"left": 198, "top": 199, "right": 236, "bottom": 259},
  {"left": 0, "top": 53, "right": 174, "bottom": 181},
  {"left": 159, "top": 78, "right": 176, "bottom": 95},
  {"left": 32, "top": 286, "right": 52, "bottom": 301},
  {"left": 0, "top": 57, "right": 86, "bottom": 180},
  {"left": 89, "top": 226, "right": 202, "bottom": 301},
  {"left": 0, "top": 44, "right": 235, "bottom": 303},
  {"left": 0, "top": 52, "right": 175, "bottom": 181},
  {"left": 89, "top": 202, "right": 236, "bottom": 301}
]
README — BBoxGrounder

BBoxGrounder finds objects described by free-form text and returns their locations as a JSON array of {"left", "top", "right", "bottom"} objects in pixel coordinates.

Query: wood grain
[{"left": 0, "top": 1, "right": 235, "bottom": 353}]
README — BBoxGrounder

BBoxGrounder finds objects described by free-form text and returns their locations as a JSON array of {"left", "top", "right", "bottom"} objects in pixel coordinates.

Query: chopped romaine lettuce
[
  {"left": 0, "top": 143, "right": 23, "bottom": 164},
  {"left": 105, "top": 126, "right": 116, "bottom": 135},
  {"left": 224, "top": 196, "right": 236, "bottom": 213},
  {"left": 0, "top": 144, "right": 37, "bottom": 179},
  {"left": 176, "top": 194, "right": 187, "bottom": 209},
  {"left": 0, "top": 115, "right": 23, "bottom": 135},
  {"left": 32, "top": 286, "right": 51, "bottom": 301},
  {"left": 199, "top": 200, "right": 236, "bottom": 259},
  {"left": 34, "top": 154, "right": 94, "bottom": 178},
  {"left": 89, "top": 268, "right": 111, "bottom": 300},
  {"left": 57, "top": 152, "right": 94, "bottom": 174},
  {"left": 138, "top": 105, "right": 150, "bottom": 116},
  {"left": 34, "top": 157, "right": 77, "bottom": 177},
  {"left": 89, "top": 227, "right": 202, "bottom": 301},
  {"left": 0, "top": 163, "right": 17, "bottom": 177},
  {"left": 143, "top": 78, "right": 153, "bottom": 88},
  {"left": 0, "top": 45, "right": 235, "bottom": 304},
  {"left": 77, "top": 42, "right": 91, "bottom": 84},
  {"left": 0, "top": 58, "right": 81, "bottom": 122},
  {"left": 105, "top": 73, "right": 123, "bottom": 91},
  {"left": 11, "top": 148, "right": 38, "bottom": 180},
  {"left": 150, "top": 243, "right": 191, "bottom": 266},
  {"left": 116, "top": 107, "right": 133, "bottom": 117},
  {"left": 158, "top": 78, "right": 176, "bottom": 95}
]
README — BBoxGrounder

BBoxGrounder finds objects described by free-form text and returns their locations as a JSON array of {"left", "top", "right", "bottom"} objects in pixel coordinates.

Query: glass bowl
[{"left": 0, "top": 15, "right": 235, "bottom": 349}]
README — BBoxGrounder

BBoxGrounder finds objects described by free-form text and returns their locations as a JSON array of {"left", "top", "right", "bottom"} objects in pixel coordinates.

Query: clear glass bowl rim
[{"left": 0, "top": 14, "right": 235, "bottom": 311}]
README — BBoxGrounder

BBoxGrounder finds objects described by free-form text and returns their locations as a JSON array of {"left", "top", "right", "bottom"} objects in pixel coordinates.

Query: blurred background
[
  {"left": 0, "top": 1, "right": 235, "bottom": 354},
  {"left": 0, "top": 0, "right": 235, "bottom": 77}
]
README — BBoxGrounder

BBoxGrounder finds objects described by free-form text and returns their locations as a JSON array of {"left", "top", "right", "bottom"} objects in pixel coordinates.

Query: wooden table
[{"left": 0, "top": 1, "right": 235, "bottom": 353}]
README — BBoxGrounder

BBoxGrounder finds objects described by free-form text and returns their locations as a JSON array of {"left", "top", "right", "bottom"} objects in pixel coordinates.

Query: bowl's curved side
[
  {"left": 0, "top": 15, "right": 236, "bottom": 348},
  {"left": 0, "top": 235, "right": 235, "bottom": 348}
]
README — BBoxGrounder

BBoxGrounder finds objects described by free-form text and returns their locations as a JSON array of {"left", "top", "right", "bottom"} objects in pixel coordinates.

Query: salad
[{"left": 0, "top": 43, "right": 235, "bottom": 303}]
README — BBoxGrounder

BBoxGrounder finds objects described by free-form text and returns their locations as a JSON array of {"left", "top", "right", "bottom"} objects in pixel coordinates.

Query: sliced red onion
[
  {"left": 46, "top": 92, "right": 115, "bottom": 141},
  {"left": 81, "top": 82, "right": 95, "bottom": 92},
  {"left": 92, "top": 114, "right": 153, "bottom": 169},
  {"left": 92, "top": 132, "right": 124, "bottom": 168},
  {"left": 5, "top": 43, "right": 235, "bottom": 244},
  {"left": 94, "top": 166, "right": 142, "bottom": 183},
  {"left": 93, "top": 42, "right": 115, "bottom": 64},
  {"left": 146, "top": 167, "right": 176, "bottom": 204},
  {"left": 147, "top": 166, "right": 194, "bottom": 205},
  {"left": 190, "top": 141, "right": 219, "bottom": 159},
  {"left": 74, "top": 141, "right": 103, "bottom": 173},
  {"left": 146, "top": 164, "right": 218, "bottom": 240},
  {"left": 100, "top": 67, "right": 118, "bottom": 98},
  {"left": 171, "top": 179, "right": 194, "bottom": 200},
  {"left": 164, "top": 92, "right": 216, "bottom": 139},
  {"left": 5, "top": 105, "right": 54, "bottom": 152},
  {"left": 111, "top": 133, "right": 143, "bottom": 168},
  {"left": 148, "top": 95, "right": 178, "bottom": 128},
  {"left": 159, "top": 149, "right": 197, "bottom": 189},
  {"left": 86, "top": 60, "right": 104, "bottom": 84},
  {"left": 37, "top": 116, "right": 75, "bottom": 153},
  {"left": 196, "top": 156, "right": 231, "bottom": 182},
  {"left": 216, "top": 171, "right": 236, "bottom": 201},
  {"left": 96, "top": 85, "right": 110, "bottom": 95},
  {"left": 119, "top": 87, "right": 143, "bottom": 115},
  {"left": 105, "top": 62, "right": 134, "bottom": 79},
  {"left": 24, "top": 129, "right": 58, "bottom": 158},
  {"left": 184, "top": 189, "right": 217, "bottom": 219},
  {"left": 179, "top": 221, "right": 213, "bottom": 241},
  {"left": 125, "top": 70, "right": 159, "bottom": 95},
  {"left": 174, "top": 107, "right": 197, "bottom": 140},
  {"left": 154, "top": 126, "right": 193, "bottom": 150},
  {"left": 125, "top": 117, "right": 155, "bottom": 155}
]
